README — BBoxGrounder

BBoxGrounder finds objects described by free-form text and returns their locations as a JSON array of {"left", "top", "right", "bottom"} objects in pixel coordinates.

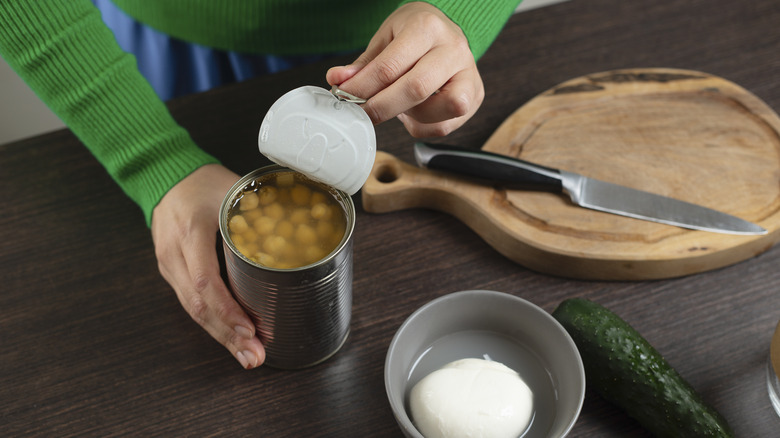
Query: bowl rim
[{"left": 384, "top": 289, "right": 585, "bottom": 438}]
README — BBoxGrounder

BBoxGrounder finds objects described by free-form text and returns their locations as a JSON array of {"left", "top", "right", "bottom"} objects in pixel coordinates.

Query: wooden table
[{"left": 2, "top": 0, "right": 779, "bottom": 436}]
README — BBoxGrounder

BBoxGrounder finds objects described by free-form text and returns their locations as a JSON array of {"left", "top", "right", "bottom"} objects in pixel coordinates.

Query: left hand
[
  {"left": 151, "top": 164, "right": 266, "bottom": 369},
  {"left": 326, "top": 2, "right": 484, "bottom": 138}
]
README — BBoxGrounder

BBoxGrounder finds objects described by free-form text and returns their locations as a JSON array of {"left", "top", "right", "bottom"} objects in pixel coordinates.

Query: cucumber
[{"left": 552, "top": 298, "right": 733, "bottom": 438}]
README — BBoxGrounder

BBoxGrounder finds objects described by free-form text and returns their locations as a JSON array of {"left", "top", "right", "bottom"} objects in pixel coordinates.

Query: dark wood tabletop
[{"left": 2, "top": 0, "right": 779, "bottom": 436}]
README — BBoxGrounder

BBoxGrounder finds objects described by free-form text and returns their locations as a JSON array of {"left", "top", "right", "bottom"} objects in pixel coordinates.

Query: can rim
[{"left": 218, "top": 164, "right": 356, "bottom": 272}]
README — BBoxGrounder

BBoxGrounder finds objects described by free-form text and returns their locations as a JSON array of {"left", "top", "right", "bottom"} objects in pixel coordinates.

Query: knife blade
[{"left": 413, "top": 142, "right": 767, "bottom": 235}]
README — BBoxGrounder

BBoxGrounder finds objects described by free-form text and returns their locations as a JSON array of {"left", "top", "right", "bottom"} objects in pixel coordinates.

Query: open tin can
[{"left": 219, "top": 165, "right": 356, "bottom": 369}]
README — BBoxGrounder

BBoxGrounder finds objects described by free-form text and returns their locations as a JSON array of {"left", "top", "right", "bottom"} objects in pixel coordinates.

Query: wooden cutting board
[{"left": 362, "top": 68, "right": 780, "bottom": 280}]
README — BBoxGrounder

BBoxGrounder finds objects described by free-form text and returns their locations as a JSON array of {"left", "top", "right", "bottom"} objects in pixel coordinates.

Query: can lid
[{"left": 258, "top": 86, "right": 376, "bottom": 195}]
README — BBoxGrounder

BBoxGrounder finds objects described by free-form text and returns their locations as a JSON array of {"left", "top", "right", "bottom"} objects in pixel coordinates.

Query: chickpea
[
  {"left": 303, "top": 245, "right": 326, "bottom": 264},
  {"left": 253, "top": 216, "right": 276, "bottom": 235},
  {"left": 239, "top": 192, "right": 259, "bottom": 210},
  {"left": 279, "top": 240, "right": 297, "bottom": 260},
  {"left": 310, "top": 191, "right": 327, "bottom": 206},
  {"left": 311, "top": 203, "right": 332, "bottom": 220},
  {"left": 228, "top": 215, "right": 249, "bottom": 233},
  {"left": 257, "top": 186, "right": 278, "bottom": 205},
  {"left": 253, "top": 252, "right": 276, "bottom": 267},
  {"left": 290, "top": 207, "right": 310, "bottom": 225},
  {"left": 276, "top": 187, "right": 291, "bottom": 204},
  {"left": 242, "top": 208, "right": 263, "bottom": 223},
  {"left": 276, "top": 172, "right": 294, "bottom": 186},
  {"left": 291, "top": 184, "right": 311, "bottom": 205},
  {"left": 295, "top": 224, "right": 318, "bottom": 246},
  {"left": 231, "top": 233, "right": 246, "bottom": 246},
  {"left": 276, "top": 220, "right": 295, "bottom": 240},
  {"left": 242, "top": 227, "right": 259, "bottom": 243},
  {"left": 263, "top": 235, "right": 287, "bottom": 255},
  {"left": 236, "top": 241, "right": 260, "bottom": 258},
  {"left": 264, "top": 203, "right": 285, "bottom": 220}
]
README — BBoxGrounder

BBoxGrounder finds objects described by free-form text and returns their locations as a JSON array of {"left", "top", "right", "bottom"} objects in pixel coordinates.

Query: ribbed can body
[{"left": 219, "top": 166, "right": 355, "bottom": 369}]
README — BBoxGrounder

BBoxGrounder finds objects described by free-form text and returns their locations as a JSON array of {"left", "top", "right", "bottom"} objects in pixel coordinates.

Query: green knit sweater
[{"left": 0, "top": 0, "right": 521, "bottom": 224}]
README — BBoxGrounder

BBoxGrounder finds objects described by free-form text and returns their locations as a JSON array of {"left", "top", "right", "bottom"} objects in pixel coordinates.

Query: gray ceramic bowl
[{"left": 385, "top": 290, "right": 585, "bottom": 438}]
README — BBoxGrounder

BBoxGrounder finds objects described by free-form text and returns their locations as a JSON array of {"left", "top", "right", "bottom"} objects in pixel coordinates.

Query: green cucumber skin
[{"left": 552, "top": 298, "right": 734, "bottom": 438}]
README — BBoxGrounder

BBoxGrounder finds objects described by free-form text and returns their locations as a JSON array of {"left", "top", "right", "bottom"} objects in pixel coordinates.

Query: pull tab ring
[{"left": 330, "top": 85, "right": 367, "bottom": 104}]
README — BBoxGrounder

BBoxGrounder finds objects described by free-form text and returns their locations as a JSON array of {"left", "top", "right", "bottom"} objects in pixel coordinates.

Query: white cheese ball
[{"left": 409, "top": 358, "right": 534, "bottom": 438}]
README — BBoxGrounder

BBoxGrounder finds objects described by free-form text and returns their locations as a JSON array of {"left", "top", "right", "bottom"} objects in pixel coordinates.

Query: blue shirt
[{"left": 93, "top": 0, "right": 339, "bottom": 100}]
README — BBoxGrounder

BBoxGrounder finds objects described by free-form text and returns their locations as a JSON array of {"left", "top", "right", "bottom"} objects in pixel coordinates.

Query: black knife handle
[{"left": 413, "top": 142, "right": 563, "bottom": 192}]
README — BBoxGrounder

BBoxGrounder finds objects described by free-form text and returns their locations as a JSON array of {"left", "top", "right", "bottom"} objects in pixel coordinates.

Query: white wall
[
  {"left": 0, "top": 0, "right": 568, "bottom": 145},
  {"left": 516, "top": 0, "right": 568, "bottom": 12},
  {"left": 0, "top": 57, "right": 66, "bottom": 144}
]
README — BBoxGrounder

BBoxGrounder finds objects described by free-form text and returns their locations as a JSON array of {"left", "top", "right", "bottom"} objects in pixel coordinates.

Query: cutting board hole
[{"left": 375, "top": 163, "right": 400, "bottom": 183}]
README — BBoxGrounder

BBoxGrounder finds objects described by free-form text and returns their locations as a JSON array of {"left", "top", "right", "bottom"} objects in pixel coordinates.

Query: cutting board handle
[{"left": 363, "top": 151, "right": 487, "bottom": 215}]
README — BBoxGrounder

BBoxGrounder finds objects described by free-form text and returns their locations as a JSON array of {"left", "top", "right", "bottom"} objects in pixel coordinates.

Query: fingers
[
  {"left": 342, "top": 46, "right": 474, "bottom": 126},
  {"left": 326, "top": 3, "right": 484, "bottom": 137},
  {"left": 402, "top": 67, "right": 483, "bottom": 123},
  {"left": 180, "top": 227, "right": 266, "bottom": 369},
  {"left": 155, "top": 221, "right": 265, "bottom": 370},
  {"left": 366, "top": 46, "right": 481, "bottom": 125},
  {"left": 397, "top": 69, "right": 485, "bottom": 137},
  {"left": 338, "top": 38, "right": 432, "bottom": 106}
]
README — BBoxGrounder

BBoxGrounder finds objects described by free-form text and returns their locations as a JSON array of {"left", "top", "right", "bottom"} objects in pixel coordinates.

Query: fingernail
[
  {"left": 236, "top": 350, "right": 256, "bottom": 369},
  {"left": 235, "top": 325, "right": 253, "bottom": 340}
]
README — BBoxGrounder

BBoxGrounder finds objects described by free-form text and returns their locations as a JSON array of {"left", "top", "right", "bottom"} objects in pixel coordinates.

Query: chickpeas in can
[{"left": 219, "top": 165, "right": 355, "bottom": 369}]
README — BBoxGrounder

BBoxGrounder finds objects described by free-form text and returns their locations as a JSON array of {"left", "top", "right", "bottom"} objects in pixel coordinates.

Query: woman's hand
[
  {"left": 326, "top": 2, "right": 484, "bottom": 138},
  {"left": 151, "top": 164, "right": 265, "bottom": 369}
]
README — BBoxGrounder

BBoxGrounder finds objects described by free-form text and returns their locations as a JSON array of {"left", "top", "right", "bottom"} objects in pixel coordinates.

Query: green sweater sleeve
[
  {"left": 400, "top": 0, "right": 523, "bottom": 60},
  {"left": 0, "top": 0, "right": 219, "bottom": 225}
]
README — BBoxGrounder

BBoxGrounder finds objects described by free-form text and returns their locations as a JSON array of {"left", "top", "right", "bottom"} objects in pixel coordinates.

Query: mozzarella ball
[{"left": 409, "top": 358, "right": 534, "bottom": 438}]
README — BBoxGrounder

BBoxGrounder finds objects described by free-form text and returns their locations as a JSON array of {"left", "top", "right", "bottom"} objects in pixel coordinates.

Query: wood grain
[{"left": 364, "top": 69, "right": 780, "bottom": 280}]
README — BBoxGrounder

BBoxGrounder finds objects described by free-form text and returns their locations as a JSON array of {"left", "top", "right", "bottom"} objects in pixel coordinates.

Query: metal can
[
  {"left": 769, "top": 320, "right": 780, "bottom": 417},
  {"left": 219, "top": 165, "right": 355, "bottom": 369}
]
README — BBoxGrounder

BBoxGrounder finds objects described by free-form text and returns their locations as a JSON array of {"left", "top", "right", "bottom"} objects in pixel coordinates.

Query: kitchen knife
[{"left": 413, "top": 142, "right": 767, "bottom": 235}]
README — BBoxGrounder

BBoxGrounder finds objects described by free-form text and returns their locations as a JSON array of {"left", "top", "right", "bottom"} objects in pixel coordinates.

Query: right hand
[{"left": 326, "top": 2, "right": 484, "bottom": 138}]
